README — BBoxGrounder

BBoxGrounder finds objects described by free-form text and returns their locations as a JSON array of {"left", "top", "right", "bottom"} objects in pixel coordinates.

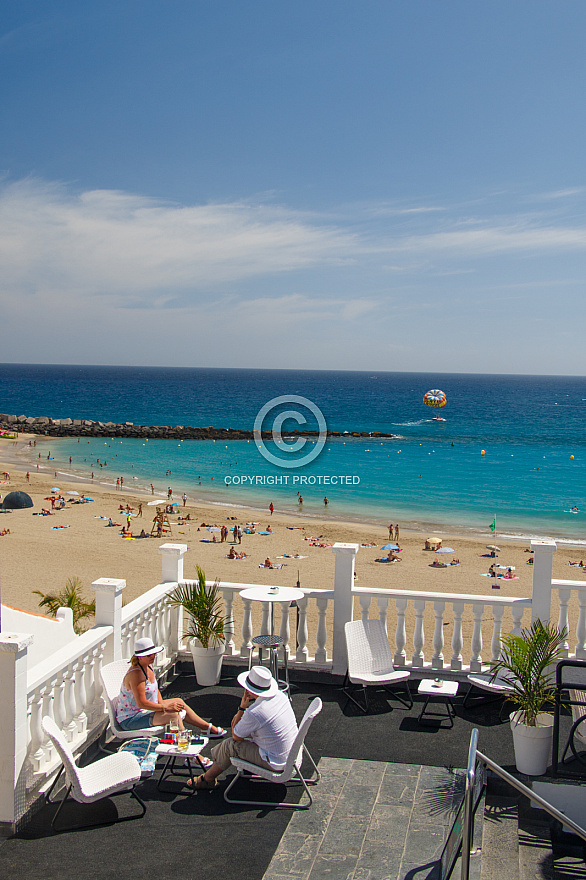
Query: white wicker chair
[
  {"left": 463, "top": 672, "right": 515, "bottom": 721},
  {"left": 561, "top": 689, "right": 586, "bottom": 768},
  {"left": 100, "top": 659, "right": 165, "bottom": 743},
  {"left": 343, "top": 619, "right": 413, "bottom": 714},
  {"left": 42, "top": 716, "right": 146, "bottom": 831},
  {"left": 223, "top": 697, "right": 322, "bottom": 809}
]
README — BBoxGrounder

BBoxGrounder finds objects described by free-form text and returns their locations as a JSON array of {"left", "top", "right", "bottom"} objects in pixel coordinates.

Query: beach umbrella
[
  {"left": 435, "top": 547, "right": 455, "bottom": 554},
  {"left": 1, "top": 491, "right": 33, "bottom": 510},
  {"left": 381, "top": 543, "right": 399, "bottom": 551},
  {"left": 486, "top": 545, "right": 501, "bottom": 552},
  {"left": 67, "top": 490, "right": 79, "bottom": 496},
  {"left": 423, "top": 389, "right": 447, "bottom": 408},
  {"left": 207, "top": 526, "right": 220, "bottom": 532},
  {"left": 147, "top": 499, "right": 166, "bottom": 506},
  {"left": 51, "top": 487, "right": 60, "bottom": 493}
]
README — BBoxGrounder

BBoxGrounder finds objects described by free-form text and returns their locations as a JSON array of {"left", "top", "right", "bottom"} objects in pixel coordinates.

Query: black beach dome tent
[{"left": 1, "top": 491, "right": 33, "bottom": 509}]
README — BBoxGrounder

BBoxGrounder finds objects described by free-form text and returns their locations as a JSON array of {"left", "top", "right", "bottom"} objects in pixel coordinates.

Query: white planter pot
[
  {"left": 189, "top": 638, "right": 225, "bottom": 686},
  {"left": 510, "top": 711, "right": 554, "bottom": 776}
]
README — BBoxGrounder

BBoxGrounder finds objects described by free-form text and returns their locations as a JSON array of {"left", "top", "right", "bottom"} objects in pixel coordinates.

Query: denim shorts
[{"left": 117, "top": 710, "right": 155, "bottom": 731}]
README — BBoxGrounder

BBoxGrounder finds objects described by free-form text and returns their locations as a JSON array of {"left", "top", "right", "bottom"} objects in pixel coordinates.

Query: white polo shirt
[{"left": 234, "top": 691, "right": 298, "bottom": 769}]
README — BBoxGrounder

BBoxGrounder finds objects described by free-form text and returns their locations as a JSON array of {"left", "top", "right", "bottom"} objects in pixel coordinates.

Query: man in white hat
[{"left": 190, "top": 666, "right": 298, "bottom": 790}]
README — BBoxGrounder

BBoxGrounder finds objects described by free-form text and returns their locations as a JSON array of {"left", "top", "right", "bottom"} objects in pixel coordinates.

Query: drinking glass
[
  {"left": 169, "top": 718, "right": 179, "bottom": 742},
  {"left": 177, "top": 730, "right": 189, "bottom": 751}
]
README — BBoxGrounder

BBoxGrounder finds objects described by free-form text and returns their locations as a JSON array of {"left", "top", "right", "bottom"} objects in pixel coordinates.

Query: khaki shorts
[{"left": 210, "top": 738, "right": 276, "bottom": 774}]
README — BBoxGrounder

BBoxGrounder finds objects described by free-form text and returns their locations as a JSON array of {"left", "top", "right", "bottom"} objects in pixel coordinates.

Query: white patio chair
[
  {"left": 561, "top": 689, "right": 586, "bottom": 768},
  {"left": 42, "top": 716, "right": 147, "bottom": 832},
  {"left": 343, "top": 619, "right": 413, "bottom": 714},
  {"left": 100, "top": 659, "right": 165, "bottom": 744},
  {"left": 223, "top": 697, "right": 322, "bottom": 809},
  {"left": 463, "top": 671, "right": 515, "bottom": 721}
]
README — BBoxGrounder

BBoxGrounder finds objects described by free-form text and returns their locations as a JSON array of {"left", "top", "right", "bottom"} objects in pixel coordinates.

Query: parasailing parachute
[{"left": 423, "top": 389, "right": 447, "bottom": 408}]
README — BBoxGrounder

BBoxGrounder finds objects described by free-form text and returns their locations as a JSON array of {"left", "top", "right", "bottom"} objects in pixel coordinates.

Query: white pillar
[
  {"left": 159, "top": 543, "right": 188, "bottom": 583},
  {"left": 332, "top": 543, "right": 359, "bottom": 676},
  {"left": 531, "top": 540, "right": 556, "bottom": 625},
  {"left": 0, "top": 632, "right": 33, "bottom": 830},
  {"left": 91, "top": 578, "right": 126, "bottom": 663}
]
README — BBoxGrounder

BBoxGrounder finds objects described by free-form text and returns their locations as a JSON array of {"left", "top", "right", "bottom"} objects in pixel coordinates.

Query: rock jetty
[{"left": 0, "top": 413, "right": 400, "bottom": 441}]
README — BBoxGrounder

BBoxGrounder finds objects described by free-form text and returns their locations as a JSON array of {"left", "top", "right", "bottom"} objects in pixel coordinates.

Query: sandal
[
  {"left": 187, "top": 774, "right": 217, "bottom": 790},
  {"left": 185, "top": 756, "right": 213, "bottom": 770},
  {"left": 206, "top": 723, "right": 226, "bottom": 738}
]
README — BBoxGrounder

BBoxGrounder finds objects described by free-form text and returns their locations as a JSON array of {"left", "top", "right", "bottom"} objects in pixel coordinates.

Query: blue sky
[{"left": 1, "top": 2, "right": 585, "bottom": 374}]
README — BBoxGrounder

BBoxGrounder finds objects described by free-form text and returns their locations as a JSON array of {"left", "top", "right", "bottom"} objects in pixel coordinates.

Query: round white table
[{"left": 240, "top": 586, "right": 304, "bottom": 688}]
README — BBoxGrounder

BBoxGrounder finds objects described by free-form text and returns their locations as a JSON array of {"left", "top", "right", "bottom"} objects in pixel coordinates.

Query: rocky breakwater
[{"left": 0, "top": 413, "right": 400, "bottom": 441}]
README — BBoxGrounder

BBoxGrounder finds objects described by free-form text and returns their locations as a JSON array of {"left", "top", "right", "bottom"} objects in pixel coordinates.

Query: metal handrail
[
  {"left": 476, "top": 749, "right": 586, "bottom": 843},
  {"left": 458, "top": 732, "right": 586, "bottom": 880}
]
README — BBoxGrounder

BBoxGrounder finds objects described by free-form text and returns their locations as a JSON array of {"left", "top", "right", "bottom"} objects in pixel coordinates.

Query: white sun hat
[
  {"left": 133, "top": 637, "right": 164, "bottom": 657},
  {"left": 237, "top": 665, "right": 279, "bottom": 699}
]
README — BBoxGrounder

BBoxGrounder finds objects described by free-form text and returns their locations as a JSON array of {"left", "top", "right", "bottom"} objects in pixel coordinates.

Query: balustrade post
[
  {"left": 394, "top": 598, "right": 408, "bottom": 667},
  {"left": 412, "top": 600, "right": 426, "bottom": 667},
  {"left": 491, "top": 605, "right": 505, "bottom": 663},
  {"left": 241, "top": 599, "right": 253, "bottom": 660},
  {"left": 557, "top": 590, "right": 571, "bottom": 657},
  {"left": 470, "top": 604, "right": 484, "bottom": 672},
  {"left": 315, "top": 597, "right": 329, "bottom": 664},
  {"left": 511, "top": 603, "right": 525, "bottom": 636},
  {"left": 91, "top": 578, "right": 126, "bottom": 663},
  {"left": 332, "top": 543, "right": 359, "bottom": 675},
  {"left": 530, "top": 540, "right": 556, "bottom": 625},
  {"left": 296, "top": 596, "right": 309, "bottom": 663},
  {"left": 159, "top": 543, "right": 188, "bottom": 583},
  {"left": 432, "top": 601, "right": 445, "bottom": 670},
  {"left": 222, "top": 590, "right": 236, "bottom": 656},
  {"left": 359, "top": 594, "right": 371, "bottom": 621},
  {"left": 451, "top": 601, "right": 464, "bottom": 671},
  {"left": 576, "top": 595, "right": 586, "bottom": 660},
  {"left": 377, "top": 597, "right": 389, "bottom": 635},
  {"left": 0, "top": 632, "right": 33, "bottom": 830}
]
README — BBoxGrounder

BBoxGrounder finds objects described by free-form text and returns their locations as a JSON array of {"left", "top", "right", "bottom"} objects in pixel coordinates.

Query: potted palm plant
[
  {"left": 491, "top": 619, "right": 567, "bottom": 775},
  {"left": 167, "top": 566, "right": 230, "bottom": 686}
]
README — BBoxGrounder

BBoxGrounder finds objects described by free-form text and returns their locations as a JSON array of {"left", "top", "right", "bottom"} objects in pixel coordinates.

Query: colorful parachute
[{"left": 423, "top": 389, "right": 447, "bottom": 408}]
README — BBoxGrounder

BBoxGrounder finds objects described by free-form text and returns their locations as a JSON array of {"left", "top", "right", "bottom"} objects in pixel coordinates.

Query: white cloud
[
  {"left": 394, "top": 220, "right": 586, "bottom": 257},
  {"left": 0, "top": 178, "right": 361, "bottom": 306}
]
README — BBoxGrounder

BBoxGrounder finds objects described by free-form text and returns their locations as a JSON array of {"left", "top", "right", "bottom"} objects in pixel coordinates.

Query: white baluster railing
[
  {"left": 552, "top": 580, "right": 586, "bottom": 661},
  {"left": 26, "top": 626, "right": 111, "bottom": 783},
  {"left": 352, "top": 587, "right": 532, "bottom": 673}
]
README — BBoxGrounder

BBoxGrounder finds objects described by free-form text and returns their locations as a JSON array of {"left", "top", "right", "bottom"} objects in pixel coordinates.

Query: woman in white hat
[{"left": 116, "top": 637, "right": 226, "bottom": 737}]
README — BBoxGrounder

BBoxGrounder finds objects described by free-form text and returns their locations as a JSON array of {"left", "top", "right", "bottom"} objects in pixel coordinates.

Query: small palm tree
[
  {"left": 166, "top": 565, "right": 228, "bottom": 649},
  {"left": 33, "top": 577, "right": 95, "bottom": 634},
  {"left": 491, "top": 619, "right": 567, "bottom": 727}
]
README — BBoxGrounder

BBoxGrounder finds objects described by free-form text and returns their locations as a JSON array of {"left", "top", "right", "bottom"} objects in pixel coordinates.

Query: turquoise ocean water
[{"left": 1, "top": 365, "right": 585, "bottom": 543}]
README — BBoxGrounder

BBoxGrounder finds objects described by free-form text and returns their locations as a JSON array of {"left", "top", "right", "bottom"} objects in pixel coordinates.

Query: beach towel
[{"left": 118, "top": 737, "right": 158, "bottom": 778}]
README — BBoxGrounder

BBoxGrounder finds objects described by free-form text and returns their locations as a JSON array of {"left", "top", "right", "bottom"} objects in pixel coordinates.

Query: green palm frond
[
  {"left": 491, "top": 619, "right": 567, "bottom": 726},
  {"left": 33, "top": 577, "right": 96, "bottom": 634},
  {"left": 166, "top": 565, "right": 229, "bottom": 649}
]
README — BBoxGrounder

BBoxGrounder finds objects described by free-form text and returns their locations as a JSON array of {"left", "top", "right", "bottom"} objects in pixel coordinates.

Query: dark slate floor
[{"left": 0, "top": 663, "right": 578, "bottom": 880}]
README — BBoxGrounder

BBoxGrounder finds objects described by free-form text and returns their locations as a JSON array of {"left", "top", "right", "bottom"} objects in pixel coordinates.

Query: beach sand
[{"left": 1, "top": 439, "right": 584, "bottom": 660}]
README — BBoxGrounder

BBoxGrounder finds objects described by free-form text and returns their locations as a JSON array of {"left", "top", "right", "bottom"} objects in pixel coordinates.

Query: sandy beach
[{"left": 2, "top": 438, "right": 584, "bottom": 631}]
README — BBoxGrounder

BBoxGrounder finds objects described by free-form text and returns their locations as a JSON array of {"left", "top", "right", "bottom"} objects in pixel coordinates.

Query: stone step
[
  {"left": 480, "top": 792, "right": 520, "bottom": 880},
  {"left": 478, "top": 773, "right": 586, "bottom": 880}
]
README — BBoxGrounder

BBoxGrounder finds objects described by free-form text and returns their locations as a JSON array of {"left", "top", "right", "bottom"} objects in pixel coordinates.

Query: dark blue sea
[{"left": 1, "top": 364, "right": 585, "bottom": 542}]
